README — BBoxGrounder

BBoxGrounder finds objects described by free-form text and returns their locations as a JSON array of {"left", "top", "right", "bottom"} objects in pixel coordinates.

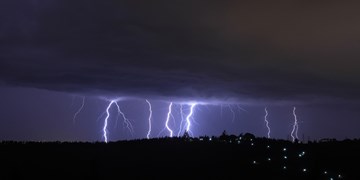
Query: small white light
[
  {"left": 253, "top": 161, "right": 257, "bottom": 164},
  {"left": 303, "top": 168, "right": 307, "bottom": 172},
  {"left": 338, "top": 174, "right": 342, "bottom": 178},
  {"left": 209, "top": 138, "right": 212, "bottom": 141},
  {"left": 302, "top": 151, "right": 305, "bottom": 155},
  {"left": 251, "top": 143, "right": 254, "bottom": 146},
  {"left": 283, "top": 148, "right": 287, "bottom": 151},
  {"left": 283, "top": 166, "right": 287, "bottom": 170},
  {"left": 284, "top": 156, "right": 287, "bottom": 159},
  {"left": 298, "top": 154, "right": 302, "bottom": 157},
  {"left": 324, "top": 171, "right": 328, "bottom": 174},
  {"left": 237, "top": 141, "right": 241, "bottom": 144},
  {"left": 230, "top": 140, "right": 232, "bottom": 143},
  {"left": 250, "top": 139, "right": 253, "bottom": 141},
  {"left": 330, "top": 178, "right": 333, "bottom": 180},
  {"left": 267, "top": 145, "right": 270, "bottom": 148},
  {"left": 267, "top": 158, "right": 271, "bottom": 161}
]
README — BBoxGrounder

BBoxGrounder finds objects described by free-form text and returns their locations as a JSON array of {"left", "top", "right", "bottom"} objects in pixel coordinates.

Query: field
[{"left": 0, "top": 136, "right": 358, "bottom": 179}]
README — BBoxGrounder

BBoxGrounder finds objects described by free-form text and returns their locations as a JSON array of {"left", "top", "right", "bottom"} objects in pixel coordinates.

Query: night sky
[{"left": 1, "top": 1, "right": 360, "bottom": 141}]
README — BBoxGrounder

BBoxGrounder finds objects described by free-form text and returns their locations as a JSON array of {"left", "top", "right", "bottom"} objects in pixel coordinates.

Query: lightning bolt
[
  {"left": 113, "top": 101, "right": 134, "bottom": 136},
  {"left": 294, "top": 107, "right": 299, "bottom": 140},
  {"left": 236, "top": 104, "right": 248, "bottom": 113},
  {"left": 185, "top": 103, "right": 197, "bottom": 136},
  {"left": 72, "top": 97, "right": 85, "bottom": 124},
  {"left": 102, "top": 100, "right": 134, "bottom": 143},
  {"left": 165, "top": 102, "right": 174, "bottom": 137},
  {"left": 177, "top": 104, "right": 185, "bottom": 137},
  {"left": 103, "top": 100, "right": 114, "bottom": 143},
  {"left": 146, "top": 100, "right": 152, "bottom": 139},
  {"left": 291, "top": 106, "right": 299, "bottom": 142},
  {"left": 228, "top": 105, "right": 236, "bottom": 123},
  {"left": 264, "top": 107, "right": 271, "bottom": 138}
]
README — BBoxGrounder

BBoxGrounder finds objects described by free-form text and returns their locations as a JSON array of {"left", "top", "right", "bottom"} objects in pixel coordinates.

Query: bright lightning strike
[
  {"left": 185, "top": 103, "right": 197, "bottom": 135},
  {"left": 72, "top": 97, "right": 85, "bottom": 124},
  {"left": 165, "top": 102, "right": 174, "bottom": 137},
  {"left": 146, "top": 100, "right": 152, "bottom": 139},
  {"left": 264, "top": 107, "right": 271, "bottom": 138},
  {"left": 102, "top": 100, "right": 134, "bottom": 143},
  {"left": 291, "top": 106, "right": 299, "bottom": 142},
  {"left": 103, "top": 100, "right": 115, "bottom": 143}
]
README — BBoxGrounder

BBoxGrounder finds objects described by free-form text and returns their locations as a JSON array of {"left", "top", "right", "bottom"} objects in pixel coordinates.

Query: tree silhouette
[
  {"left": 182, "top": 131, "right": 190, "bottom": 139},
  {"left": 243, "top": 133, "right": 255, "bottom": 141},
  {"left": 220, "top": 130, "right": 229, "bottom": 141}
]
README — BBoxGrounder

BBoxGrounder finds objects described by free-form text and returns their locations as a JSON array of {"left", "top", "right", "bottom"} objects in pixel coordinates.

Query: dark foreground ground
[{"left": 0, "top": 135, "right": 359, "bottom": 179}]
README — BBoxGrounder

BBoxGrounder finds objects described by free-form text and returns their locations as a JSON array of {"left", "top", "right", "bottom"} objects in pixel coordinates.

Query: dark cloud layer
[{"left": 1, "top": 0, "right": 360, "bottom": 103}]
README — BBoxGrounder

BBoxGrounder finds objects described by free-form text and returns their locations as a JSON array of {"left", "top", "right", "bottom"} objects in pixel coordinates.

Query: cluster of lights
[
  {"left": 249, "top": 143, "right": 345, "bottom": 179},
  {"left": 298, "top": 151, "right": 305, "bottom": 158},
  {"left": 323, "top": 170, "right": 343, "bottom": 179}
]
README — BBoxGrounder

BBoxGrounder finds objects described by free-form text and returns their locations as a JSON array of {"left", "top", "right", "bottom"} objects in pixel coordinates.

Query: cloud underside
[{"left": 0, "top": 1, "right": 360, "bottom": 103}]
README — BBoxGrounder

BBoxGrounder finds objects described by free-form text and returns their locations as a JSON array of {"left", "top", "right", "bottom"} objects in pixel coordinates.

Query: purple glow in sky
[
  {"left": 0, "top": 87, "right": 359, "bottom": 142},
  {"left": 1, "top": 1, "right": 360, "bottom": 142}
]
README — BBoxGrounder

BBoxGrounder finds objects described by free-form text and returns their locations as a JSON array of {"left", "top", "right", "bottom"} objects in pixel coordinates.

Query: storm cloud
[{"left": 1, "top": 0, "right": 360, "bottom": 103}]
